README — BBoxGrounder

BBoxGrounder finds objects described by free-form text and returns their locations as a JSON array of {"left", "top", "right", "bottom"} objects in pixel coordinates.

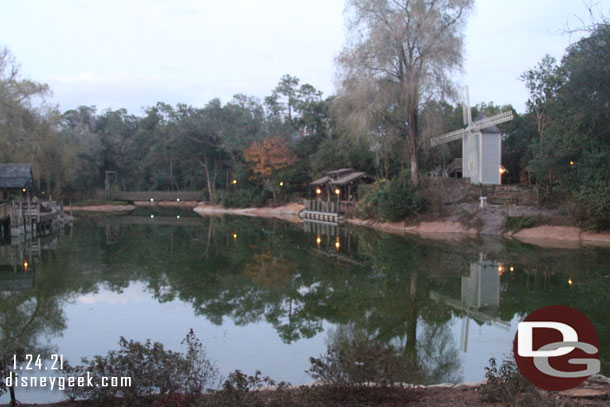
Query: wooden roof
[
  {"left": 311, "top": 168, "right": 375, "bottom": 187},
  {"left": 0, "top": 164, "right": 33, "bottom": 190}
]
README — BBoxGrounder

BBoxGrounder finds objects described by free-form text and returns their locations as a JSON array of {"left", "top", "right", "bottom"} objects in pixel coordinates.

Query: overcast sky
[{"left": 1, "top": 0, "right": 607, "bottom": 115}]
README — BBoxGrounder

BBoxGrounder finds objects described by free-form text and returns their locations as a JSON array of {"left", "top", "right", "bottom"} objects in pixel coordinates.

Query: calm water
[{"left": 1, "top": 213, "right": 609, "bottom": 403}]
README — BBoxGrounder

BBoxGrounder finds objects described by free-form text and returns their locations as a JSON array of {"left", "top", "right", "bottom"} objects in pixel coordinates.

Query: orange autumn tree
[{"left": 243, "top": 136, "right": 296, "bottom": 202}]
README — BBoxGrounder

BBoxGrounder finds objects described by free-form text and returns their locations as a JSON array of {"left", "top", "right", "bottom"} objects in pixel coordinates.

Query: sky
[{"left": 0, "top": 0, "right": 607, "bottom": 115}]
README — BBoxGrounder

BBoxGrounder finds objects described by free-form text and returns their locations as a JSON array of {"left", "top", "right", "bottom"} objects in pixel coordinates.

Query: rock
[{"left": 557, "top": 388, "right": 609, "bottom": 399}]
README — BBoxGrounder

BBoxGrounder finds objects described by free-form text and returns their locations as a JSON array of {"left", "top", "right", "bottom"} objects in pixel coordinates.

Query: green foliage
[
  {"left": 220, "top": 189, "right": 267, "bottom": 208},
  {"left": 502, "top": 215, "right": 547, "bottom": 232},
  {"left": 359, "top": 170, "right": 423, "bottom": 222},
  {"left": 576, "top": 182, "right": 610, "bottom": 230}
]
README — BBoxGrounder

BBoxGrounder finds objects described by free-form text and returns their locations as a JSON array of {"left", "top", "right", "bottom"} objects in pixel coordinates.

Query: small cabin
[
  {"left": 311, "top": 168, "right": 375, "bottom": 203},
  {"left": 0, "top": 163, "right": 33, "bottom": 200}
]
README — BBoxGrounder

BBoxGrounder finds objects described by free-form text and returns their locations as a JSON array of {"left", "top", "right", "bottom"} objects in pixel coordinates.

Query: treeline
[{"left": 0, "top": 21, "right": 609, "bottom": 227}]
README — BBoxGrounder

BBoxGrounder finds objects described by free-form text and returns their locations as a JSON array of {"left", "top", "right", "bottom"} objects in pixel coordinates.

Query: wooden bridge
[{"left": 111, "top": 191, "right": 205, "bottom": 202}]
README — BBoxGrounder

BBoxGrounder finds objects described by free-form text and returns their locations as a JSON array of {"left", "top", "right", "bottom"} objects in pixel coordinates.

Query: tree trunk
[
  {"left": 200, "top": 158, "right": 214, "bottom": 202},
  {"left": 407, "top": 110, "right": 419, "bottom": 185}
]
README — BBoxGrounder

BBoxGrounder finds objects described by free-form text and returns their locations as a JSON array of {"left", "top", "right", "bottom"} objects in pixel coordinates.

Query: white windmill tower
[{"left": 431, "top": 88, "right": 513, "bottom": 185}]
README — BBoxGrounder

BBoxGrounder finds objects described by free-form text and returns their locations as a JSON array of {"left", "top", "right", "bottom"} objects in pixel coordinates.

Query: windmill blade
[
  {"left": 431, "top": 127, "right": 469, "bottom": 146},
  {"left": 471, "top": 111, "right": 514, "bottom": 131}
]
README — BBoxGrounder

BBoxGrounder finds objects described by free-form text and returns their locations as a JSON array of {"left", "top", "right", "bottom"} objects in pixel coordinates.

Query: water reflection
[{"left": 0, "top": 215, "right": 609, "bottom": 403}]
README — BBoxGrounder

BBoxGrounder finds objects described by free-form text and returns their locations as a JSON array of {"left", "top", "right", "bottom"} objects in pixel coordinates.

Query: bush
[
  {"left": 359, "top": 170, "right": 423, "bottom": 222},
  {"left": 479, "top": 357, "right": 532, "bottom": 404},
  {"left": 220, "top": 189, "right": 267, "bottom": 208},
  {"left": 69, "top": 330, "right": 218, "bottom": 406},
  {"left": 576, "top": 182, "right": 610, "bottom": 230}
]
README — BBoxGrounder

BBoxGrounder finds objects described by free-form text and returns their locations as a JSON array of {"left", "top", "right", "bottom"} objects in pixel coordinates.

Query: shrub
[
  {"left": 69, "top": 330, "right": 218, "bottom": 406},
  {"left": 479, "top": 357, "right": 532, "bottom": 404},
  {"left": 576, "top": 182, "right": 610, "bottom": 230},
  {"left": 220, "top": 189, "right": 267, "bottom": 208},
  {"left": 359, "top": 170, "right": 423, "bottom": 222}
]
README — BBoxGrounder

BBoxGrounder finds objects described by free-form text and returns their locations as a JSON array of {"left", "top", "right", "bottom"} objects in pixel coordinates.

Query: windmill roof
[
  {"left": 0, "top": 164, "right": 33, "bottom": 189},
  {"left": 474, "top": 113, "right": 501, "bottom": 134}
]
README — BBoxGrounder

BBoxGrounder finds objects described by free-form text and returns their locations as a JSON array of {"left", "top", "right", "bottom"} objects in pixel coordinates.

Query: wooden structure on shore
[
  {"left": 302, "top": 168, "right": 374, "bottom": 224},
  {"left": 0, "top": 164, "right": 67, "bottom": 239}
]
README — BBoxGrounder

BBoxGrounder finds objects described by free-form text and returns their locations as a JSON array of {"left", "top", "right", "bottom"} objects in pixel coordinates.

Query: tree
[
  {"left": 243, "top": 137, "right": 296, "bottom": 202},
  {"left": 334, "top": 0, "right": 474, "bottom": 184}
]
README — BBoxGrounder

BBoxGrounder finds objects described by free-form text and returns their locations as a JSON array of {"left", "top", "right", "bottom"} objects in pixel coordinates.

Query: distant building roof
[
  {"left": 0, "top": 164, "right": 33, "bottom": 190},
  {"left": 475, "top": 113, "right": 501, "bottom": 134},
  {"left": 311, "top": 168, "right": 374, "bottom": 187}
]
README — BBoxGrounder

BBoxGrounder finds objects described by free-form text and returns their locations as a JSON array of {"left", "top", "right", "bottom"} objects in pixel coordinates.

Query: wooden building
[
  {"left": 310, "top": 168, "right": 375, "bottom": 203},
  {"left": 0, "top": 163, "right": 33, "bottom": 200}
]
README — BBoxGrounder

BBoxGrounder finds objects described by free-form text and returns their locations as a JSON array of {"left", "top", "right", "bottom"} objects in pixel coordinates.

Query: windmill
[{"left": 431, "top": 87, "right": 513, "bottom": 185}]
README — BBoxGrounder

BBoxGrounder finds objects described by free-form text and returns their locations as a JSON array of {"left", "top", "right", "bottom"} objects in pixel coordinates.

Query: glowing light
[
  {"left": 499, "top": 166, "right": 508, "bottom": 175},
  {"left": 150, "top": 214, "right": 154, "bottom": 218},
  {"left": 316, "top": 236, "right": 321, "bottom": 245},
  {"left": 510, "top": 266, "right": 514, "bottom": 272},
  {"left": 177, "top": 198, "right": 180, "bottom": 202},
  {"left": 23, "top": 261, "right": 28, "bottom": 270},
  {"left": 279, "top": 181, "right": 284, "bottom": 187},
  {"left": 41, "top": 191, "right": 45, "bottom": 195},
  {"left": 568, "top": 278, "right": 573, "bottom": 285},
  {"left": 334, "top": 188, "right": 341, "bottom": 195},
  {"left": 335, "top": 239, "right": 340, "bottom": 250},
  {"left": 232, "top": 179, "right": 238, "bottom": 185},
  {"left": 570, "top": 161, "right": 574, "bottom": 166},
  {"left": 22, "top": 188, "right": 26, "bottom": 192},
  {"left": 150, "top": 198, "right": 154, "bottom": 202},
  {"left": 315, "top": 187, "right": 322, "bottom": 195},
  {"left": 498, "top": 264, "right": 504, "bottom": 275},
  {"left": 176, "top": 215, "right": 181, "bottom": 219},
  {"left": 233, "top": 233, "right": 238, "bottom": 239}
]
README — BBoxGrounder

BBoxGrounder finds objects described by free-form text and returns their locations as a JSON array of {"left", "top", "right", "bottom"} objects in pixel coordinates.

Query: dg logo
[{"left": 513, "top": 305, "right": 600, "bottom": 391}]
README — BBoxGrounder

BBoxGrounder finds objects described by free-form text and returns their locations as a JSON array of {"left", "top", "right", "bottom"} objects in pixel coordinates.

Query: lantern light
[
  {"left": 24, "top": 261, "right": 28, "bottom": 270},
  {"left": 280, "top": 181, "right": 284, "bottom": 187},
  {"left": 150, "top": 214, "right": 154, "bottom": 218},
  {"left": 510, "top": 266, "right": 514, "bottom": 272},
  {"left": 315, "top": 187, "right": 322, "bottom": 195},
  {"left": 233, "top": 233, "right": 238, "bottom": 239},
  {"left": 334, "top": 188, "right": 340, "bottom": 195},
  {"left": 22, "top": 188, "right": 26, "bottom": 192},
  {"left": 568, "top": 278, "right": 573, "bottom": 285},
  {"left": 150, "top": 198, "right": 154, "bottom": 202},
  {"left": 570, "top": 161, "right": 574, "bottom": 166},
  {"left": 335, "top": 239, "right": 340, "bottom": 250},
  {"left": 177, "top": 198, "right": 180, "bottom": 202},
  {"left": 232, "top": 179, "right": 238, "bottom": 185},
  {"left": 316, "top": 236, "right": 321, "bottom": 245}
]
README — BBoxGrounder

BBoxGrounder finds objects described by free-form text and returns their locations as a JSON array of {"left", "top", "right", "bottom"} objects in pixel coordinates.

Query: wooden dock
[
  {"left": 2, "top": 200, "right": 67, "bottom": 238},
  {"left": 301, "top": 199, "right": 345, "bottom": 224}
]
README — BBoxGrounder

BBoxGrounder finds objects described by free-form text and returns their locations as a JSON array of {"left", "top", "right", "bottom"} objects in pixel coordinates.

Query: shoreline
[{"left": 72, "top": 202, "right": 610, "bottom": 249}]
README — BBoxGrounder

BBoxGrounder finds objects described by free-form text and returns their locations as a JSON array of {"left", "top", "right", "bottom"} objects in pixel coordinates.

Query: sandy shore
[
  {"left": 193, "top": 202, "right": 304, "bottom": 223},
  {"left": 73, "top": 202, "right": 610, "bottom": 249},
  {"left": 72, "top": 204, "right": 136, "bottom": 212}
]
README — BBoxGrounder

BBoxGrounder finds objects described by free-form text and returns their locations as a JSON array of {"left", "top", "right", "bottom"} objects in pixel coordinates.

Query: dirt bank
[
  {"left": 509, "top": 226, "right": 610, "bottom": 249},
  {"left": 72, "top": 204, "right": 136, "bottom": 213},
  {"left": 193, "top": 202, "right": 304, "bottom": 223}
]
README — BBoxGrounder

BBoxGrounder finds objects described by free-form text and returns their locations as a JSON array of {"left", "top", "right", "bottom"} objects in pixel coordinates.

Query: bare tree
[{"left": 334, "top": 0, "right": 473, "bottom": 184}]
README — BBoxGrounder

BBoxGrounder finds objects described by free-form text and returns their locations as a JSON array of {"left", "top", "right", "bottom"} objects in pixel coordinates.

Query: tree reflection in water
[{"left": 0, "top": 214, "right": 608, "bottom": 392}]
